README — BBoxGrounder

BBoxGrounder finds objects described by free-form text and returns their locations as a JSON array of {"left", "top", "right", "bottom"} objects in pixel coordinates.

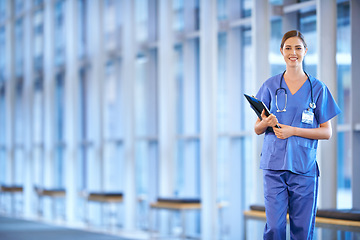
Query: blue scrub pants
[{"left": 263, "top": 170, "right": 318, "bottom": 240}]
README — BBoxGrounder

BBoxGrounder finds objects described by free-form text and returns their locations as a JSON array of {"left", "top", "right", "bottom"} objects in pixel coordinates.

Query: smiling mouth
[{"left": 289, "top": 57, "right": 298, "bottom": 61}]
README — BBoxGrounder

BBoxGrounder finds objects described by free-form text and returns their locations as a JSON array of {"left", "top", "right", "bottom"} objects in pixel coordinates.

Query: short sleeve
[
  {"left": 256, "top": 83, "right": 271, "bottom": 109},
  {"left": 315, "top": 85, "right": 341, "bottom": 124}
]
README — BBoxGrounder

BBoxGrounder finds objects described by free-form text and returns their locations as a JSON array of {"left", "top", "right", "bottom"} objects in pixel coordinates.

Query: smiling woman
[{"left": 254, "top": 30, "right": 341, "bottom": 240}]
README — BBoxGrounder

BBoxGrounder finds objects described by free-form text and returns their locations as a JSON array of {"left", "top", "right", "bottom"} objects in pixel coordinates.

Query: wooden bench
[
  {"left": 149, "top": 198, "right": 228, "bottom": 239},
  {"left": 34, "top": 186, "right": 66, "bottom": 220},
  {"left": 80, "top": 191, "right": 123, "bottom": 228},
  {"left": 244, "top": 205, "right": 360, "bottom": 233},
  {"left": 0, "top": 184, "right": 23, "bottom": 215}
]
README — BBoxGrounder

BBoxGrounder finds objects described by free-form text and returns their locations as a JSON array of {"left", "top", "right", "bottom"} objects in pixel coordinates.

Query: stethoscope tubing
[{"left": 276, "top": 70, "right": 316, "bottom": 112}]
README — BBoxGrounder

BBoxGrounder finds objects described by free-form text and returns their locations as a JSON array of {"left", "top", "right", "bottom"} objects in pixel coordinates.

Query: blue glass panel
[
  {"left": 241, "top": 0, "right": 252, "bottom": 18},
  {"left": 54, "top": 0, "right": 65, "bottom": 66},
  {"left": 217, "top": 0, "right": 227, "bottom": 20},
  {"left": 34, "top": 9, "right": 44, "bottom": 71},
  {"left": 104, "top": 0, "right": 118, "bottom": 50},
  {"left": 15, "top": 0, "right": 23, "bottom": 15},
  {"left": 77, "top": 0, "right": 87, "bottom": 59},
  {"left": 173, "top": 0, "right": 184, "bottom": 32},
  {"left": 175, "top": 44, "right": 184, "bottom": 134},
  {"left": 0, "top": 0, "right": 6, "bottom": 22},
  {"left": 0, "top": 27, "right": 5, "bottom": 82},
  {"left": 55, "top": 73, "right": 64, "bottom": 141},
  {"left": 136, "top": 0, "right": 148, "bottom": 42},
  {"left": 270, "top": 18, "right": 284, "bottom": 76},
  {"left": 15, "top": 19, "right": 24, "bottom": 77},
  {"left": 217, "top": 33, "right": 227, "bottom": 132},
  {"left": 299, "top": 10, "right": 317, "bottom": 77},
  {"left": 33, "top": 0, "right": 44, "bottom": 7}
]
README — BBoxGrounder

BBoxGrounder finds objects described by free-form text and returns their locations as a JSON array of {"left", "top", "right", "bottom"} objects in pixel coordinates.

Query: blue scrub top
[{"left": 256, "top": 73, "right": 341, "bottom": 176}]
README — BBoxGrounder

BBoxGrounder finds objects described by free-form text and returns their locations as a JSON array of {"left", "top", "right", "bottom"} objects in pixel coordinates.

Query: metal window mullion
[
  {"left": 200, "top": 0, "right": 218, "bottom": 239},
  {"left": 317, "top": 0, "right": 337, "bottom": 209},
  {"left": 351, "top": 0, "right": 360, "bottom": 209},
  {"left": 122, "top": 0, "right": 137, "bottom": 231},
  {"left": 23, "top": 0, "right": 36, "bottom": 218},
  {"left": 5, "top": 0, "right": 15, "bottom": 185},
  {"left": 158, "top": 0, "right": 175, "bottom": 197},
  {"left": 87, "top": 0, "right": 105, "bottom": 192},
  {"left": 64, "top": 0, "right": 79, "bottom": 223}
]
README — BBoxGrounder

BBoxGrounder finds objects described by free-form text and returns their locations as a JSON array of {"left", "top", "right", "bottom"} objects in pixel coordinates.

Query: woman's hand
[
  {"left": 260, "top": 110, "right": 278, "bottom": 128},
  {"left": 254, "top": 110, "right": 279, "bottom": 135},
  {"left": 273, "top": 123, "right": 294, "bottom": 139}
]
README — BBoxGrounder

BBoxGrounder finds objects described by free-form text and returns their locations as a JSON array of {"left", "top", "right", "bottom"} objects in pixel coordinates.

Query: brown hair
[{"left": 280, "top": 30, "right": 307, "bottom": 49}]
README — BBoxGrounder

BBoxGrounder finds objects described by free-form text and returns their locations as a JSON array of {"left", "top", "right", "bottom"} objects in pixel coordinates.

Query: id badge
[{"left": 302, "top": 109, "right": 314, "bottom": 124}]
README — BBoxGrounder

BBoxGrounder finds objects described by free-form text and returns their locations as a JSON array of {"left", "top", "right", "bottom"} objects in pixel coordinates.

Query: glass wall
[{"left": 0, "top": 0, "right": 357, "bottom": 239}]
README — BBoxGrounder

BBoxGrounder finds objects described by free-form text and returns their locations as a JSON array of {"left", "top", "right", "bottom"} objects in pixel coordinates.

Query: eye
[
  {"left": 285, "top": 47, "right": 291, "bottom": 50},
  {"left": 296, "top": 47, "right": 302, "bottom": 50}
]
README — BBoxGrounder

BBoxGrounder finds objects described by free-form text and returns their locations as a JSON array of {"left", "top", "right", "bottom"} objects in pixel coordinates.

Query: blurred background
[{"left": 0, "top": 0, "right": 358, "bottom": 239}]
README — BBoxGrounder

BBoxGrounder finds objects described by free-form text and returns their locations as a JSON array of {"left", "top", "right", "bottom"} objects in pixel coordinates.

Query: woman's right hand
[
  {"left": 254, "top": 110, "right": 279, "bottom": 135},
  {"left": 260, "top": 109, "right": 278, "bottom": 128}
]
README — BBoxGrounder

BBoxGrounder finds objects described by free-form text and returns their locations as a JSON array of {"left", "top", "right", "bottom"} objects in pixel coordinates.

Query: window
[
  {"left": 103, "top": 59, "right": 124, "bottom": 191},
  {"left": 33, "top": 78, "right": 45, "bottom": 186},
  {"left": 14, "top": 80, "right": 24, "bottom": 185},
  {"left": 15, "top": 19, "right": 24, "bottom": 78},
  {"left": 136, "top": 0, "right": 149, "bottom": 43},
  {"left": 33, "top": 9, "right": 44, "bottom": 71},
  {"left": 0, "top": 26, "right": 5, "bottom": 82},
  {"left": 77, "top": 0, "right": 87, "bottom": 59},
  {"left": 173, "top": 39, "right": 201, "bottom": 235},
  {"left": 103, "top": 0, "right": 119, "bottom": 51},
  {"left": 173, "top": 0, "right": 184, "bottom": 32},
  {"left": 299, "top": 9, "right": 317, "bottom": 76},
  {"left": 0, "top": 85, "right": 5, "bottom": 185},
  {"left": 55, "top": 73, "right": 65, "bottom": 188},
  {"left": 54, "top": 0, "right": 65, "bottom": 66},
  {"left": 0, "top": 0, "right": 6, "bottom": 23}
]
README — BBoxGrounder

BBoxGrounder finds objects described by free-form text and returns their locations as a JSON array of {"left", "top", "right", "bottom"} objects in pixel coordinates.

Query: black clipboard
[{"left": 244, "top": 94, "right": 280, "bottom": 129}]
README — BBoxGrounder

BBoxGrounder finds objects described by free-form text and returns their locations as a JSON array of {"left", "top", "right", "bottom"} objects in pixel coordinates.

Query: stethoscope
[{"left": 275, "top": 70, "right": 316, "bottom": 112}]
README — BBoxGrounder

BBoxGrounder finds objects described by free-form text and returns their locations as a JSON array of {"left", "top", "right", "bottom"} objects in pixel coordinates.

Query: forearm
[
  {"left": 293, "top": 123, "right": 332, "bottom": 140},
  {"left": 255, "top": 119, "right": 269, "bottom": 135}
]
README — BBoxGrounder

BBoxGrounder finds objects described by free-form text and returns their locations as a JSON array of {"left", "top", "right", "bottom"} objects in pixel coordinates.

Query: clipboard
[{"left": 244, "top": 94, "right": 280, "bottom": 129}]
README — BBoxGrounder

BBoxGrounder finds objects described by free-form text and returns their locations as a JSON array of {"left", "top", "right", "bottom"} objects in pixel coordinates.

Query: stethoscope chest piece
[{"left": 309, "top": 102, "right": 316, "bottom": 110}]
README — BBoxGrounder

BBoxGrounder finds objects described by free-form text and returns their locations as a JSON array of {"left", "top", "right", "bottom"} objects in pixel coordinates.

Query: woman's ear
[
  {"left": 280, "top": 47, "right": 284, "bottom": 56},
  {"left": 304, "top": 47, "right": 308, "bottom": 55}
]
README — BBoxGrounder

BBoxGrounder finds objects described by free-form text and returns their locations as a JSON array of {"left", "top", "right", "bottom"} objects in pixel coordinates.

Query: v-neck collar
[{"left": 283, "top": 77, "right": 308, "bottom": 96}]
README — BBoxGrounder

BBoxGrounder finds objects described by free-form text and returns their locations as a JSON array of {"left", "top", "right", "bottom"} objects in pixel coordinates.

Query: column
[
  {"left": 351, "top": 0, "right": 360, "bottom": 209},
  {"left": 252, "top": 0, "right": 270, "bottom": 202},
  {"left": 122, "top": 0, "right": 137, "bottom": 231},
  {"left": 44, "top": 0, "right": 55, "bottom": 189},
  {"left": 317, "top": 0, "right": 337, "bottom": 209},
  {"left": 200, "top": 0, "right": 218, "bottom": 239},
  {"left": 251, "top": 1, "right": 270, "bottom": 239},
  {"left": 158, "top": 0, "right": 175, "bottom": 199},
  {"left": 64, "top": 0, "right": 79, "bottom": 223},
  {"left": 87, "top": 0, "right": 104, "bottom": 191},
  {"left": 5, "top": 0, "right": 14, "bottom": 186},
  {"left": 23, "top": 0, "right": 34, "bottom": 217}
]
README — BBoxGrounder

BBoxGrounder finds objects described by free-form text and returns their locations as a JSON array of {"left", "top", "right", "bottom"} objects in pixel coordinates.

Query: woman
[{"left": 254, "top": 30, "right": 341, "bottom": 239}]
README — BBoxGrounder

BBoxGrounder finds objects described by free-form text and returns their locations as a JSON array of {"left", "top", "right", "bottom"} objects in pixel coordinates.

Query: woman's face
[{"left": 280, "top": 36, "right": 308, "bottom": 68}]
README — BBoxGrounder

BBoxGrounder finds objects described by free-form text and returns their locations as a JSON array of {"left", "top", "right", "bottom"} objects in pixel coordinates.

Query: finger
[{"left": 261, "top": 109, "right": 266, "bottom": 118}]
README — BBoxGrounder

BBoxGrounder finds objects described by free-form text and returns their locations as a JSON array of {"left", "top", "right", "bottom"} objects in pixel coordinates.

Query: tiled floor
[{"left": 0, "top": 216, "right": 131, "bottom": 240}]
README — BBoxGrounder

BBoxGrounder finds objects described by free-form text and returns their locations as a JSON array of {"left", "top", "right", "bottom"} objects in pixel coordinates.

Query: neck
[{"left": 285, "top": 67, "right": 306, "bottom": 79}]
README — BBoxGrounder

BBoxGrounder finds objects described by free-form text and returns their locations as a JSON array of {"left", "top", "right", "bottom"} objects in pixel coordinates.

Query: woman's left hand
[{"left": 273, "top": 123, "right": 294, "bottom": 139}]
